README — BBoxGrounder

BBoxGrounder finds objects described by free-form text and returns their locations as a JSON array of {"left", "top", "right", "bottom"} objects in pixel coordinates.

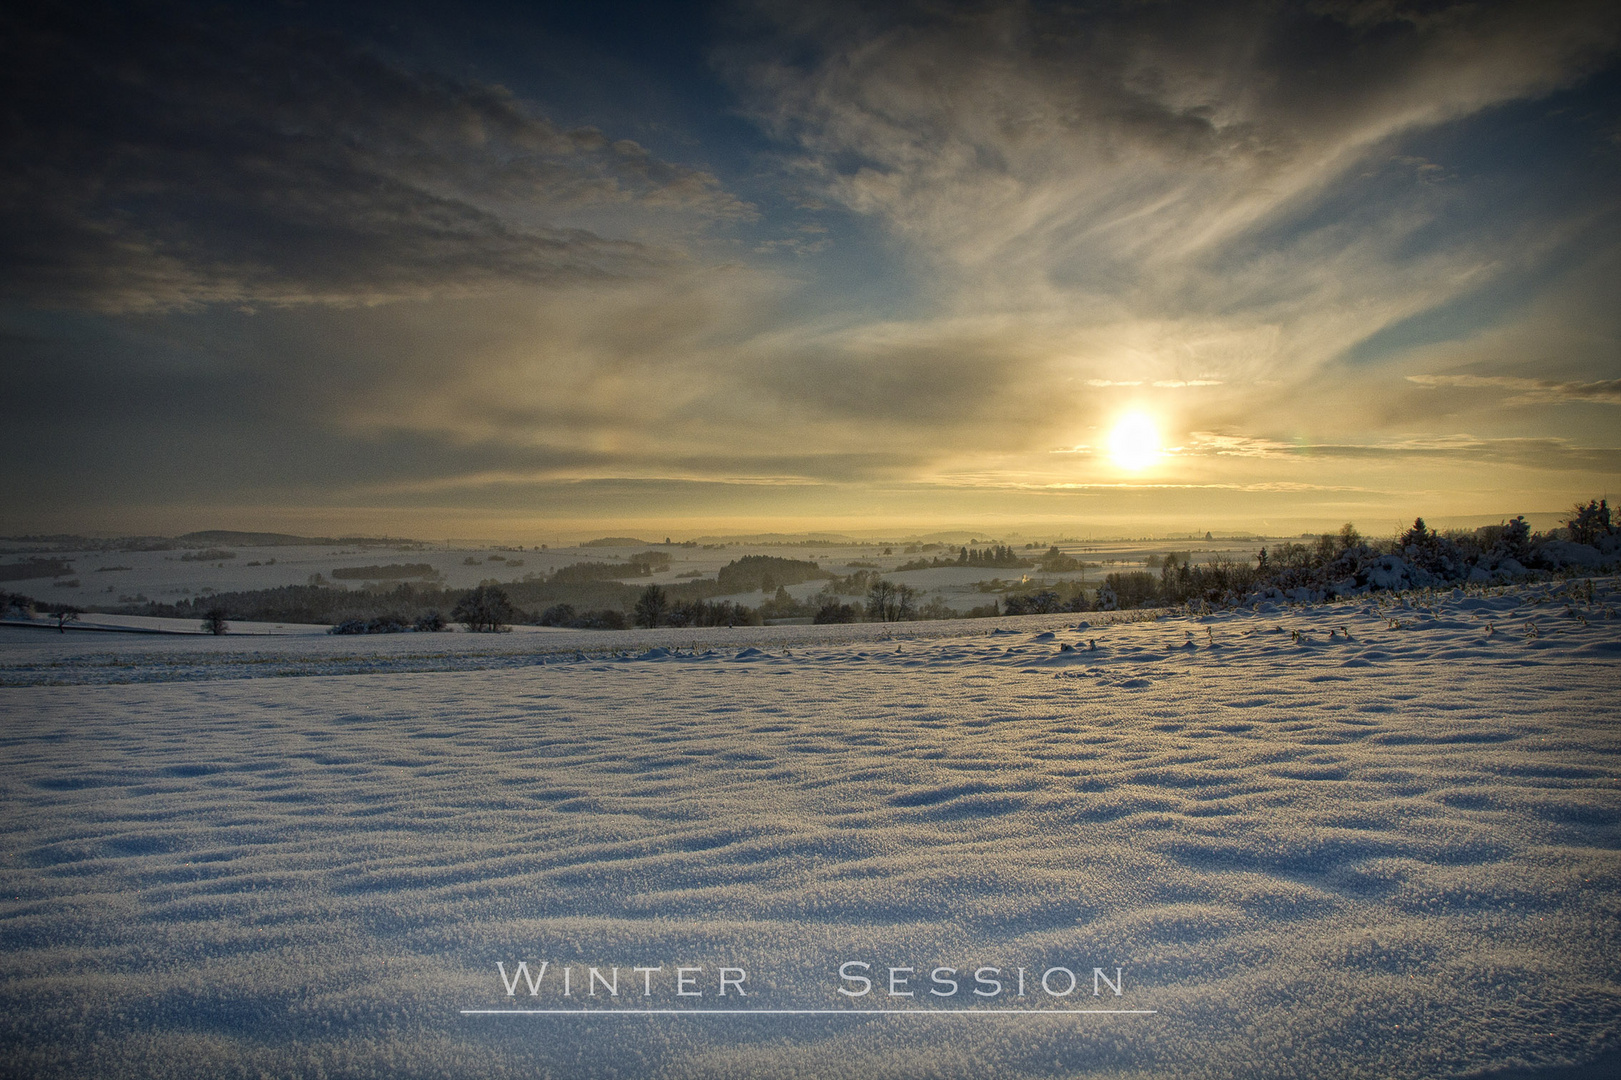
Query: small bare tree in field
[
  {"left": 865, "top": 580, "right": 916, "bottom": 622},
  {"left": 452, "top": 585, "right": 517, "bottom": 632}
]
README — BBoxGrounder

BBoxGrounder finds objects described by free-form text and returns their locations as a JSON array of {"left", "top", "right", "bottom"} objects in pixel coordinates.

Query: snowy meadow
[{"left": 1, "top": 580, "right": 1618, "bottom": 1078}]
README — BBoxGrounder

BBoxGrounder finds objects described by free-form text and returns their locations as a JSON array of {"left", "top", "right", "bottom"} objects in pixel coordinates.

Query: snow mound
[{"left": 1537, "top": 540, "right": 1607, "bottom": 569}]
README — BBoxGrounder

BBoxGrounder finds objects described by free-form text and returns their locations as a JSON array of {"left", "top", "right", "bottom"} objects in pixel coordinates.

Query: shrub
[
  {"left": 413, "top": 610, "right": 447, "bottom": 632},
  {"left": 328, "top": 616, "right": 409, "bottom": 634},
  {"left": 179, "top": 548, "right": 235, "bottom": 562},
  {"left": 1003, "top": 589, "right": 1064, "bottom": 615},
  {"left": 1499, "top": 516, "right": 1532, "bottom": 561},
  {"left": 664, "top": 600, "right": 758, "bottom": 627},
  {"left": 573, "top": 609, "right": 628, "bottom": 631},
  {"left": 539, "top": 603, "right": 578, "bottom": 626},
  {"left": 813, "top": 601, "right": 860, "bottom": 624}
]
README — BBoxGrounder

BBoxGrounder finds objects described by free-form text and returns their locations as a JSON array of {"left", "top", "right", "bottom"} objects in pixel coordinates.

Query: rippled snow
[{"left": 1, "top": 580, "right": 1618, "bottom": 1078}]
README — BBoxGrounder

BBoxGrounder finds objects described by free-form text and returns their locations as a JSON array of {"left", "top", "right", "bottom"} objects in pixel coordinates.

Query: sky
[{"left": 2, "top": 0, "right": 1618, "bottom": 541}]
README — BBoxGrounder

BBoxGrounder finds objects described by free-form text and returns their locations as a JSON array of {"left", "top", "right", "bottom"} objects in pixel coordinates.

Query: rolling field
[{"left": 2, "top": 580, "right": 1618, "bottom": 1078}]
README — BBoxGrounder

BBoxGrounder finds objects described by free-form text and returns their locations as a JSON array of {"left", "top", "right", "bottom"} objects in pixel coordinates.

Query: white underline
[{"left": 462, "top": 1008, "right": 1157, "bottom": 1016}]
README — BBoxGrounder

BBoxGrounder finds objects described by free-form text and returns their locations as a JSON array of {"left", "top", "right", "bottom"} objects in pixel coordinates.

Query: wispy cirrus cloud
[
  {"left": 726, "top": 0, "right": 1621, "bottom": 391},
  {"left": 1406, "top": 374, "right": 1621, "bottom": 405},
  {"left": 1179, "top": 430, "right": 1616, "bottom": 469}
]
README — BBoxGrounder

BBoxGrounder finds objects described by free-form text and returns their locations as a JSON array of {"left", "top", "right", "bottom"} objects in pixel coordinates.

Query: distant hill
[
  {"left": 580, "top": 537, "right": 653, "bottom": 547},
  {"left": 178, "top": 531, "right": 419, "bottom": 547},
  {"left": 688, "top": 533, "right": 861, "bottom": 546}
]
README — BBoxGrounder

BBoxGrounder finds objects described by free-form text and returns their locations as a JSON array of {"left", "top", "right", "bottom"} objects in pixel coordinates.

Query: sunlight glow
[{"left": 1107, "top": 412, "right": 1163, "bottom": 471}]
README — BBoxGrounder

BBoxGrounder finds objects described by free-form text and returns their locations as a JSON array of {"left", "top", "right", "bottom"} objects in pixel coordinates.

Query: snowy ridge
[{"left": 0, "top": 579, "right": 1617, "bottom": 1078}]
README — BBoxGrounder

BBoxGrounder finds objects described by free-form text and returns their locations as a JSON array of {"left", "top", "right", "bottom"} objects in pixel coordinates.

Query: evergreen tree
[{"left": 634, "top": 584, "right": 668, "bottom": 628}]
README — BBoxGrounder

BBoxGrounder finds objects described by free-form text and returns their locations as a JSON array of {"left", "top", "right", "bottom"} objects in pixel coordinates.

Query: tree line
[{"left": 6, "top": 501, "right": 1612, "bottom": 632}]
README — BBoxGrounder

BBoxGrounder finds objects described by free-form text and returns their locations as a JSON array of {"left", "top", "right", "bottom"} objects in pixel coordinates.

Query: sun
[{"left": 1107, "top": 412, "right": 1163, "bottom": 471}]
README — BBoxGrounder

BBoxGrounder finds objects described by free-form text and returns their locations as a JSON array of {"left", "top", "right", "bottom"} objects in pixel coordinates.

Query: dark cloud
[{"left": 0, "top": 1, "right": 751, "bottom": 312}]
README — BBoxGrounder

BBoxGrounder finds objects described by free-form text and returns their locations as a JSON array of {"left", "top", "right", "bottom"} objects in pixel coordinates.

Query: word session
[{"left": 837, "top": 962, "right": 1127, "bottom": 999}]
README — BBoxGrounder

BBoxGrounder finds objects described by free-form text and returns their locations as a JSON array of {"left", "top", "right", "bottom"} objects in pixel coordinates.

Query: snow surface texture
[{"left": 1, "top": 580, "right": 1618, "bottom": 1079}]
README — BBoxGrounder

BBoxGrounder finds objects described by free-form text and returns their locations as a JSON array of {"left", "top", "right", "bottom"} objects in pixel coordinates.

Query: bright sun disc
[{"left": 1107, "top": 413, "right": 1162, "bottom": 471}]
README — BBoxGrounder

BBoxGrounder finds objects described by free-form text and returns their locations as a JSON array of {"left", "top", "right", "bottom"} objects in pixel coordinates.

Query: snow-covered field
[{"left": 1, "top": 580, "right": 1617, "bottom": 1078}]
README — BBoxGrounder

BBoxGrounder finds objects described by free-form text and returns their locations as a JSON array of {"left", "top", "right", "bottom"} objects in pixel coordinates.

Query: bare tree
[
  {"left": 201, "top": 607, "right": 229, "bottom": 635},
  {"left": 452, "top": 584, "right": 517, "bottom": 632},
  {"left": 865, "top": 580, "right": 916, "bottom": 622}
]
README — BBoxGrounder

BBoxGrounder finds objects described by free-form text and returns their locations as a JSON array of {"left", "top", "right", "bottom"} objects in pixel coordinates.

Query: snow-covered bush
[
  {"left": 1087, "top": 501, "right": 1617, "bottom": 613},
  {"left": 1566, "top": 499, "right": 1614, "bottom": 546}
]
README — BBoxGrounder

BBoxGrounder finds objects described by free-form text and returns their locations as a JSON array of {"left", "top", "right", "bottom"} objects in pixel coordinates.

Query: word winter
[
  {"left": 838, "top": 962, "right": 1125, "bottom": 999},
  {"left": 496, "top": 962, "right": 746, "bottom": 998}
]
